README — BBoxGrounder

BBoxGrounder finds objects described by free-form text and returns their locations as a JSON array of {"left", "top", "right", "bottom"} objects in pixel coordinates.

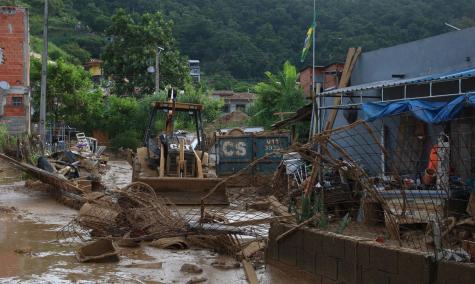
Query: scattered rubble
[
  {"left": 76, "top": 239, "right": 119, "bottom": 263},
  {"left": 150, "top": 237, "right": 189, "bottom": 250},
  {"left": 211, "top": 259, "right": 241, "bottom": 269},
  {"left": 186, "top": 275, "right": 208, "bottom": 284},
  {"left": 0, "top": 206, "right": 17, "bottom": 214},
  {"left": 14, "top": 246, "right": 32, "bottom": 254},
  {"left": 180, "top": 263, "right": 203, "bottom": 274}
]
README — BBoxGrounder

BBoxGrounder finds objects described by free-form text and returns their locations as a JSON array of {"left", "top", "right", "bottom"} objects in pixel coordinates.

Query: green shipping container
[{"left": 216, "top": 133, "right": 290, "bottom": 176}]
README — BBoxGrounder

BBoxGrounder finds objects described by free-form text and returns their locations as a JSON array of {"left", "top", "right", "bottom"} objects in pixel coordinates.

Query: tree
[
  {"left": 102, "top": 9, "right": 190, "bottom": 97},
  {"left": 151, "top": 83, "right": 224, "bottom": 131},
  {"left": 250, "top": 61, "right": 305, "bottom": 128},
  {"left": 30, "top": 58, "right": 104, "bottom": 133},
  {"left": 100, "top": 95, "right": 143, "bottom": 149}
]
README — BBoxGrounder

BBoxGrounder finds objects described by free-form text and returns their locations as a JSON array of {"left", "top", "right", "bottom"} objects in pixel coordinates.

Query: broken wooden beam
[
  {"left": 268, "top": 195, "right": 292, "bottom": 218},
  {"left": 276, "top": 214, "right": 321, "bottom": 243},
  {"left": 242, "top": 258, "right": 259, "bottom": 284},
  {"left": 324, "top": 47, "right": 362, "bottom": 131}
]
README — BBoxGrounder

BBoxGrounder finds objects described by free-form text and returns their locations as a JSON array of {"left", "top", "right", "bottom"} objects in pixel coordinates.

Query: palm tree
[{"left": 251, "top": 61, "right": 305, "bottom": 128}]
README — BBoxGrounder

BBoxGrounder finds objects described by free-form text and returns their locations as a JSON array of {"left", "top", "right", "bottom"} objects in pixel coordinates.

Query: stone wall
[{"left": 266, "top": 222, "right": 475, "bottom": 284}]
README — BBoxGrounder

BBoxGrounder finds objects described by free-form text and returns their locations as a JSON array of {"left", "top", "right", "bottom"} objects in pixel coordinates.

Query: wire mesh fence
[{"left": 262, "top": 112, "right": 472, "bottom": 261}]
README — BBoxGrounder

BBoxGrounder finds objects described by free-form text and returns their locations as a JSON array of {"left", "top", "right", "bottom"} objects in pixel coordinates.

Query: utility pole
[
  {"left": 155, "top": 46, "right": 164, "bottom": 92},
  {"left": 39, "top": 0, "right": 48, "bottom": 145}
]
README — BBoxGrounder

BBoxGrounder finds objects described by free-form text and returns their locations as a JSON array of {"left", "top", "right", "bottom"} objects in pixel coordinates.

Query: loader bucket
[{"left": 135, "top": 176, "right": 229, "bottom": 205}]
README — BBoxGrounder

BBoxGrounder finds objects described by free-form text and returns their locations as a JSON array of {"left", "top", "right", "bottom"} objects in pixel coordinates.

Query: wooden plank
[
  {"left": 227, "top": 216, "right": 291, "bottom": 227},
  {"left": 324, "top": 47, "right": 362, "bottom": 131},
  {"left": 239, "top": 240, "right": 266, "bottom": 258},
  {"left": 268, "top": 195, "right": 292, "bottom": 217},
  {"left": 0, "top": 153, "right": 86, "bottom": 203},
  {"left": 338, "top": 48, "right": 356, "bottom": 88},
  {"left": 242, "top": 259, "right": 259, "bottom": 284}
]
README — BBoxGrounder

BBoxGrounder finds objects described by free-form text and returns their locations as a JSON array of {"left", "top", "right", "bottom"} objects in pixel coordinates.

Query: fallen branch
[{"left": 276, "top": 213, "right": 321, "bottom": 243}]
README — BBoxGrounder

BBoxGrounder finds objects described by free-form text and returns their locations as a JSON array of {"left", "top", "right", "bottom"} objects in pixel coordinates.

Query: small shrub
[
  {"left": 0, "top": 124, "right": 12, "bottom": 151},
  {"left": 110, "top": 130, "right": 141, "bottom": 150}
]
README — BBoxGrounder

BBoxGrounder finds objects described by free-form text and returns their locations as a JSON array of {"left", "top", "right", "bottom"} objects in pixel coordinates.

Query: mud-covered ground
[{"left": 0, "top": 160, "right": 316, "bottom": 283}]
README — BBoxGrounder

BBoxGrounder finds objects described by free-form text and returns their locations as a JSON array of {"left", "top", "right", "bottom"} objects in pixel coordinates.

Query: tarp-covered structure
[{"left": 363, "top": 93, "right": 475, "bottom": 124}]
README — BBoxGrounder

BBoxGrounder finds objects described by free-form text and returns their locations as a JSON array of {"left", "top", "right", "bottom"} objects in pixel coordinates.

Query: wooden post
[{"left": 324, "top": 47, "right": 362, "bottom": 131}]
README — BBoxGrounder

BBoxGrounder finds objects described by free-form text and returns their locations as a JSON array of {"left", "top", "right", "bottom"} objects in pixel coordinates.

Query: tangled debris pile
[
  {"left": 70, "top": 182, "right": 188, "bottom": 240},
  {"left": 60, "top": 181, "right": 267, "bottom": 279},
  {"left": 0, "top": 132, "right": 109, "bottom": 209}
]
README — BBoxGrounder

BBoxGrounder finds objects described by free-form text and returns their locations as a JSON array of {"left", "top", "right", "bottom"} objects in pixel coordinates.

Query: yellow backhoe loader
[{"left": 132, "top": 89, "right": 228, "bottom": 205}]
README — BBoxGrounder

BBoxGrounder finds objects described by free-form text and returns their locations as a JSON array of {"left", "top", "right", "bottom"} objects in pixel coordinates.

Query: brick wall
[
  {"left": 0, "top": 6, "right": 27, "bottom": 87},
  {"left": 299, "top": 68, "right": 313, "bottom": 98},
  {"left": 0, "top": 6, "right": 29, "bottom": 132},
  {"left": 267, "top": 222, "right": 475, "bottom": 284},
  {"left": 299, "top": 64, "right": 343, "bottom": 98}
]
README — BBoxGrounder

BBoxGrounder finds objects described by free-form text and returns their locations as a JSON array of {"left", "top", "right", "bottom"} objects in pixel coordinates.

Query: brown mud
[{"left": 0, "top": 160, "right": 316, "bottom": 283}]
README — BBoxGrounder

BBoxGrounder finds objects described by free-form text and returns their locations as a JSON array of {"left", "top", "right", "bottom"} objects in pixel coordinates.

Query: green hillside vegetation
[
  {"left": 3, "top": 0, "right": 474, "bottom": 86},
  {"left": 1, "top": 0, "right": 475, "bottom": 147}
]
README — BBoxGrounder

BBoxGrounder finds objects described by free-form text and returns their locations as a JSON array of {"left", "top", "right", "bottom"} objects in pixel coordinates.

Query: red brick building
[
  {"left": 0, "top": 6, "right": 30, "bottom": 134},
  {"left": 299, "top": 63, "right": 344, "bottom": 98}
]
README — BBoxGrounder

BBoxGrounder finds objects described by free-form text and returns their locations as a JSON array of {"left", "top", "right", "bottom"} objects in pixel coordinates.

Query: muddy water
[
  {"left": 102, "top": 160, "right": 133, "bottom": 189},
  {"left": 0, "top": 161, "right": 317, "bottom": 283}
]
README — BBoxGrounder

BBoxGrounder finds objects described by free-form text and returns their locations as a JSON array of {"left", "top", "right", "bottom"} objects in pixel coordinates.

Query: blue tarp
[{"left": 363, "top": 93, "right": 475, "bottom": 124}]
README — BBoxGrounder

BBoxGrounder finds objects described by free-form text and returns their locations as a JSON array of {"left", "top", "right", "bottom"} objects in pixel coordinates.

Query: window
[
  {"left": 0, "top": 48, "right": 4, "bottom": 64},
  {"left": 12, "top": 96, "right": 22, "bottom": 107},
  {"left": 236, "top": 104, "right": 246, "bottom": 112},
  {"left": 223, "top": 104, "right": 230, "bottom": 113}
]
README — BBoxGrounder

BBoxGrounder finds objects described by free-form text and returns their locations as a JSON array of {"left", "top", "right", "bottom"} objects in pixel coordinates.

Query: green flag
[{"left": 300, "top": 22, "right": 316, "bottom": 62}]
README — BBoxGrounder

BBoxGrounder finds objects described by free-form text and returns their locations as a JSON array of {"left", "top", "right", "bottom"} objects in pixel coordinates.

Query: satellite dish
[
  {"left": 0, "top": 81, "right": 10, "bottom": 90},
  {"left": 147, "top": 66, "right": 156, "bottom": 73}
]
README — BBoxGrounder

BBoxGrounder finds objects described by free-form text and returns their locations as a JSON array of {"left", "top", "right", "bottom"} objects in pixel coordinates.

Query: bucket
[{"left": 422, "top": 168, "right": 436, "bottom": 185}]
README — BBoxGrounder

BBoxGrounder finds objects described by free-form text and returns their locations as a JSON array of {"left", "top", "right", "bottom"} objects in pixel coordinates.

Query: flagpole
[
  {"left": 312, "top": 0, "right": 318, "bottom": 136},
  {"left": 313, "top": 0, "right": 323, "bottom": 186}
]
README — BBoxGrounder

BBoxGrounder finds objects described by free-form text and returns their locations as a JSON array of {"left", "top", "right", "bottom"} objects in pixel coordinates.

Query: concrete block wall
[{"left": 267, "top": 222, "right": 475, "bottom": 284}]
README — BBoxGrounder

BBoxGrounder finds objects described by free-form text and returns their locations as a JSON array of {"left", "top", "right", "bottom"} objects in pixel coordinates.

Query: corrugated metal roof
[{"left": 322, "top": 67, "right": 475, "bottom": 95}]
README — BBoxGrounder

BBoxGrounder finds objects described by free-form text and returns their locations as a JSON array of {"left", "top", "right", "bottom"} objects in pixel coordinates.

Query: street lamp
[{"left": 155, "top": 46, "right": 164, "bottom": 92}]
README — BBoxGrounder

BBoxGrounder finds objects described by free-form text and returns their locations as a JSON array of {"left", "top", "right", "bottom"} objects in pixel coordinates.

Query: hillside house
[
  {"left": 188, "top": 60, "right": 200, "bottom": 82},
  {"left": 0, "top": 6, "right": 30, "bottom": 134},
  {"left": 298, "top": 63, "right": 344, "bottom": 98},
  {"left": 83, "top": 59, "right": 103, "bottom": 83},
  {"left": 212, "top": 91, "right": 255, "bottom": 113}
]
